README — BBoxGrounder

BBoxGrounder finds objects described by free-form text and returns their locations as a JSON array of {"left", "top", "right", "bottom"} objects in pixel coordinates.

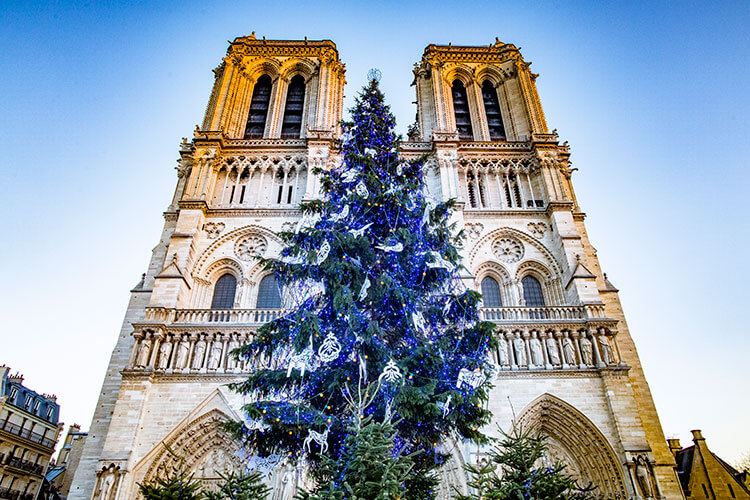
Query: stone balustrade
[
  {"left": 143, "top": 307, "right": 284, "bottom": 326},
  {"left": 480, "top": 305, "right": 607, "bottom": 322},
  {"left": 492, "top": 326, "right": 624, "bottom": 371}
]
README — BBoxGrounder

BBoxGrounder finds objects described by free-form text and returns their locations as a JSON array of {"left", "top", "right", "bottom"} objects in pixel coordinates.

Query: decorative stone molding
[
  {"left": 234, "top": 234, "right": 267, "bottom": 261},
  {"left": 516, "top": 393, "right": 627, "bottom": 498},
  {"left": 492, "top": 237, "right": 524, "bottom": 263},
  {"left": 464, "top": 222, "right": 484, "bottom": 240},
  {"left": 527, "top": 221, "right": 546, "bottom": 238},
  {"left": 204, "top": 222, "right": 225, "bottom": 239}
]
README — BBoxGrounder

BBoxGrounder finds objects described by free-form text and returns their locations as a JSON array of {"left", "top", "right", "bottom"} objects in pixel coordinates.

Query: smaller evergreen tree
[
  {"left": 138, "top": 446, "right": 204, "bottom": 500},
  {"left": 303, "top": 416, "right": 415, "bottom": 500},
  {"left": 204, "top": 471, "right": 270, "bottom": 500},
  {"left": 455, "top": 426, "right": 596, "bottom": 500}
]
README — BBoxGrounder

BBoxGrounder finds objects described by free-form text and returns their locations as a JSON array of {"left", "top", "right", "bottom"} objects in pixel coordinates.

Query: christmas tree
[
  {"left": 455, "top": 426, "right": 596, "bottom": 500},
  {"left": 229, "top": 72, "right": 496, "bottom": 497},
  {"left": 203, "top": 471, "right": 270, "bottom": 500},
  {"left": 138, "top": 446, "right": 204, "bottom": 500}
]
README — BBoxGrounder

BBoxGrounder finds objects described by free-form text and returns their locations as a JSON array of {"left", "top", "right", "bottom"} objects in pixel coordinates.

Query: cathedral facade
[{"left": 68, "top": 36, "right": 684, "bottom": 500}]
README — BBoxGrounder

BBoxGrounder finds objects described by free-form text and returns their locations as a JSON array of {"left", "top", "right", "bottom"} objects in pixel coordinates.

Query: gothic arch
[
  {"left": 442, "top": 64, "right": 474, "bottom": 87},
  {"left": 194, "top": 225, "right": 284, "bottom": 280},
  {"left": 515, "top": 393, "right": 627, "bottom": 498},
  {"left": 279, "top": 58, "right": 317, "bottom": 82},
  {"left": 515, "top": 259, "right": 553, "bottom": 282},
  {"left": 474, "top": 65, "right": 505, "bottom": 87},
  {"left": 205, "top": 257, "right": 244, "bottom": 283},
  {"left": 244, "top": 59, "right": 282, "bottom": 82},
  {"left": 469, "top": 226, "right": 562, "bottom": 275},
  {"left": 136, "top": 409, "right": 244, "bottom": 486}
]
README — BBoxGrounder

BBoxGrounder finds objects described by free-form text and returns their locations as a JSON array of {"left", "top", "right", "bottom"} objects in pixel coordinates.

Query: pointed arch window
[
  {"left": 256, "top": 275, "right": 282, "bottom": 309},
  {"left": 281, "top": 75, "right": 306, "bottom": 138},
  {"left": 522, "top": 276, "right": 545, "bottom": 307},
  {"left": 482, "top": 81, "right": 506, "bottom": 140},
  {"left": 481, "top": 277, "right": 503, "bottom": 307},
  {"left": 451, "top": 79, "right": 473, "bottom": 140},
  {"left": 244, "top": 75, "right": 272, "bottom": 139},
  {"left": 211, "top": 273, "right": 237, "bottom": 309}
]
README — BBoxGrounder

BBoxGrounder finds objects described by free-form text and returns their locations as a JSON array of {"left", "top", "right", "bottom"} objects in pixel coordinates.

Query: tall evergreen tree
[
  {"left": 228, "top": 74, "right": 496, "bottom": 497},
  {"left": 138, "top": 446, "right": 204, "bottom": 500}
]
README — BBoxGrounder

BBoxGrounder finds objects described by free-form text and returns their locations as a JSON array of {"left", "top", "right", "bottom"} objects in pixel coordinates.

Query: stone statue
[
  {"left": 598, "top": 334, "right": 613, "bottom": 365},
  {"left": 562, "top": 337, "right": 576, "bottom": 365},
  {"left": 635, "top": 456, "right": 656, "bottom": 498},
  {"left": 226, "top": 336, "right": 241, "bottom": 370},
  {"left": 546, "top": 337, "right": 560, "bottom": 365},
  {"left": 513, "top": 337, "right": 527, "bottom": 366},
  {"left": 157, "top": 339, "right": 172, "bottom": 370},
  {"left": 96, "top": 471, "right": 117, "bottom": 500},
  {"left": 175, "top": 337, "right": 190, "bottom": 369},
  {"left": 497, "top": 337, "right": 509, "bottom": 366},
  {"left": 529, "top": 337, "right": 543, "bottom": 366},
  {"left": 580, "top": 337, "right": 593, "bottom": 365},
  {"left": 192, "top": 337, "right": 207, "bottom": 369},
  {"left": 136, "top": 338, "right": 152, "bottom": 368},
  {"left": 273, "top": 462, "right": 297, "bottom": 500},
  {"left": 207, "top": 340, "right": 223, "bottom": 370}
]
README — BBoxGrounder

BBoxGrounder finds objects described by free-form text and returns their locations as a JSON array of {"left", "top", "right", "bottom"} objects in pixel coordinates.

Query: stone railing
[
  {"left": 481, "top": 304, "right": 606, "bottom": 322},
  {"left": 143, "top": 307, "right": 283, "bottom": 326},
  {"left": 127, "top": 331, "right": 256, "bottom": 374},
  {"left": 492, "top": 326, "right": 624, "bottom": 371}
]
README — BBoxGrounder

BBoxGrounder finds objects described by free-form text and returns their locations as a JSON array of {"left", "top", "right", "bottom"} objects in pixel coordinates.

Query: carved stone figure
[
  {"left": 96, "top": 470, "right": 117, "bottom": 500},
  {"left": 562, "top": 337, "right": 576, "bottom": 365},
  {"left": 273, "top": 462, "right": 297, "bottom": 500},
  {"left": 192, "top": 337, "right": 207, "bottom": 370},
  {"left": 634, "top": 456, "right": 656, "bottom": 498},
  {"left": 207, "top": 340, "right": 223, "bottom": 370},
  {"left": 175, "top": 337, "right": 190, "bottom": 369},
  {"left": 497, "top": 337, "right": 509, "bottom": 366},
  {"left": 529, "top": 337, "right": 543, "bottom": 366},
  {"left": 226, "top": 335, "right": 240, "bottom": 370},
  {"left": 157, "top": 339, "right": 172, "bottom": 370},
  {"left": 136, "top": 338, "right": 152, "bottom": 368},
  {"left": 513, "top": 337, "right": 527, "bottom": 366},
  {"left": 580, "top": 337, "right": 593, "bottom": 365},
  {"left": 546, "top": 337, "right": 561, "bottom": 365},
  {"left": 598, "top": 334, "right": 613, "bottom": 365}
]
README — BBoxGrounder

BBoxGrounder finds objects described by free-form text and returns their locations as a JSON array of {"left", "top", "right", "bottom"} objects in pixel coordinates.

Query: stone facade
[
  {"left": 0, "top": 366, "right": 63, "bottom": 500},
  {"left": 68, "top": 35, "right": 685, "bottom": 500}
]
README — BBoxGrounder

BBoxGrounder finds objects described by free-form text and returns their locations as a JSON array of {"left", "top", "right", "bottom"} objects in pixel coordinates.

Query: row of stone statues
[
  {"left": 133, "top": 333, "right": 247, "bottom": 371},
  {"left": 495, "top": 330, "right": 616, "bottom": 368}
]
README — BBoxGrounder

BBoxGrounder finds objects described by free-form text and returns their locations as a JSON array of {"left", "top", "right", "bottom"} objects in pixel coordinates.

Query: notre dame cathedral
[{"left": 67, "top": 34, "right": 685, "bottom": 500}]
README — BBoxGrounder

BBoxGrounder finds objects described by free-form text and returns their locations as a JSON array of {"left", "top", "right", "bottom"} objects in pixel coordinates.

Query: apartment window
[
  {"left": 256, "top": 275, "right": 282, "bottom": 309},
  {"left": 244, "top": 75, "right": 272, "bottom": 139},
  {"left": 9, "top": 387, "right": 17, "bottom": 402},
  {"left": 281, "top": 75, "right": 305, "bottom": 138},
  {"left": 24, "top": 395, "right": 32, "bottom": 411},
  {"left": 32, "top": 400, "right": 40, "bottom": 415},
  {"left": 522, "top": 276, "right": 545, "bottom": 307},
  {"left": 46, "top": 406, "right": 54, "bottom": 420},
  {"left": 211, "top": 273, "right": 237, "bottom": 309},
  {"left": 481, "top": 277, "right": 502, "bottom": 307},
  {"left": 451, "top": 79, "right": 473, "bottom": 140},
  {"left": 482, "top": 81, "right": 506, "bottom": 140}
]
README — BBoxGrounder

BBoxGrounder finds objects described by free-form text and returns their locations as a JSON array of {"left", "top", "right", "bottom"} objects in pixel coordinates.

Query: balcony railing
[
  {"left": 0, "top": 421, "right": 55, "bottom": 449},
  {"left": 2, "top": 454, "right": 44, "bottom": 475},
  {"left": 0, "top": 487, "right": 34, "bottom": 500},
  {"left": 143, "top": 307, "right": 283, "bottom": 326}
]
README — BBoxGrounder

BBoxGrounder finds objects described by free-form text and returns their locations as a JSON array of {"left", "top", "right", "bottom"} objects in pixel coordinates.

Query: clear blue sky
[{"left": 1, "top": 1, "right": 748, "bottom": 463}]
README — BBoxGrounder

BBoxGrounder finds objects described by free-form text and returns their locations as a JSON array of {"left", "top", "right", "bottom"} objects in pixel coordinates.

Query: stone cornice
[
  {"left": 421, "top": 42, "right": 521, "bottom": 66},
  {"left": 495, "top": 365, "right": 629, "bottom": 378}
]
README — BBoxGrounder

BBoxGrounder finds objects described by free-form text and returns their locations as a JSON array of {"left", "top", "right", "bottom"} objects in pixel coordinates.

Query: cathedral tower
[{"left": 69, "top": 36, "right": 684, "bottom": 500}]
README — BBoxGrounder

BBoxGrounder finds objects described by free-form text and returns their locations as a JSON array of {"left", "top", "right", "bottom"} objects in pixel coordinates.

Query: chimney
[
  {"left": 8, "top": 372, "right": 24, "bottom": 384},
  {"left": 691, "top": 429, "right": 705, "bottom": 442},
  {"left": 667, "top": 438, "right": 682, "bottom": 456}
]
